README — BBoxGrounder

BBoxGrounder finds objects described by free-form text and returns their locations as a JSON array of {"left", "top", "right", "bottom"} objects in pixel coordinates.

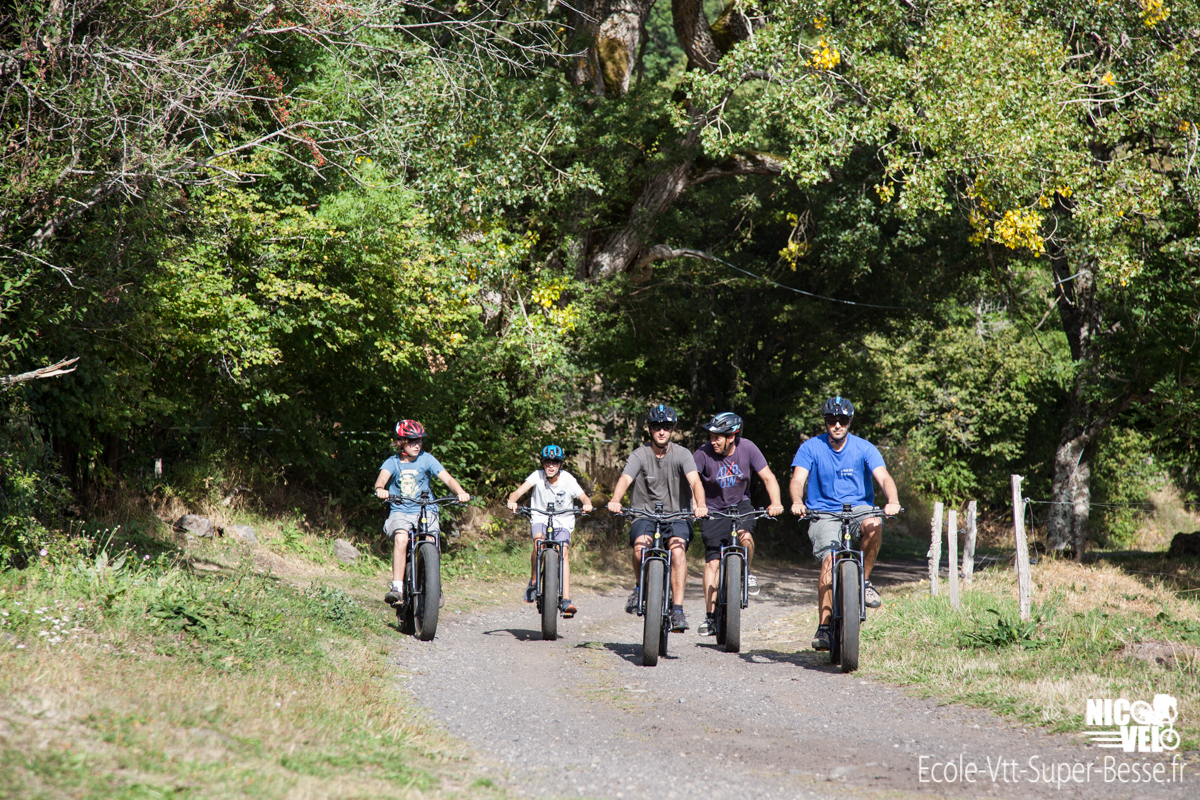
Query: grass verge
[
  {"left": 0, "top": 520, "right": 523, "bottom": 799},
  {"left": 861, "top": 556, "right": 1200, "bottom": 750}
]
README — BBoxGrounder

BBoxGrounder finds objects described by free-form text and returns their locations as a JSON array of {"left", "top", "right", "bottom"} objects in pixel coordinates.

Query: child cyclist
[
  {"left": 374, "top": 420, "right": 471, "bottom": 606},
  {"left": 506, "top": 445, "right": 593, "bottom": 617}
]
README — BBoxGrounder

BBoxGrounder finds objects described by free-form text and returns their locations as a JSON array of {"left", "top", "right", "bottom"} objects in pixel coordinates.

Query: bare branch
[{"left": 1, "top": 357, "right": 80, "bottom": 389}]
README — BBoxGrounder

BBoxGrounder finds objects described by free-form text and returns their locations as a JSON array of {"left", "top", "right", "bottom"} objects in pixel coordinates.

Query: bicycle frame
[
  {"left": 388, "top": 492, "right": 458, "bottom": 607},
  {"left": 514, "top": 503, "right": 586, "bottom": 614},
  {"left": 630, "top": 504, "right": 691, "bottom": 617},
  {"left": 707, "top": 508, "right": 772, "bottom": 610}
]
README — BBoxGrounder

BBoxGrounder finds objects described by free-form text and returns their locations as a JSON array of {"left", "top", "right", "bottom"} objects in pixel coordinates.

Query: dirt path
[{"left": 396, "top": 562, "right": 1190, "bottom": 799}]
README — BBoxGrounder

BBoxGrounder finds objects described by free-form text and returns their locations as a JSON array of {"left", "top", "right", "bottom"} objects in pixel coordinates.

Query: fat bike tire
[
  {"left": 540, "top": 548, "right": 560, "bottom": 641},
  {"left": 413, "top": 542, "right": 441, "bottom": 641},
  {"left": 838, "top": 559, "right": 861, "bottom": 673},
  {"left": 723, "top": 554, "right": 743, "bottom": 653},
  {"left": 641, "top": 560, "right": 666, "bottom": 666}
]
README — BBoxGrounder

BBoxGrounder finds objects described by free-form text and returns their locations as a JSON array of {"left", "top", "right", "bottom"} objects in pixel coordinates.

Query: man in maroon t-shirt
[{"left": 692, "top": 412, "right": 784, "bottom": 636}]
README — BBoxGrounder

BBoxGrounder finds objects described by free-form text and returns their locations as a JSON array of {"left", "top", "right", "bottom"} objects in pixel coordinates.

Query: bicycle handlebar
[
  {"left": 384, "top": 494, "right": 465, "bottom": 507},
  {"left": 708, "top": 508, "right": 778, "bottom": 523},
  {"left": 512, "top": 506, "right": 589, "bottom": 518},
  {"left": 798, "top": 506, "right": 903, "bottom": 522},
  {"left": 617, "top": 507, "right": 695, "bottom": 522}
]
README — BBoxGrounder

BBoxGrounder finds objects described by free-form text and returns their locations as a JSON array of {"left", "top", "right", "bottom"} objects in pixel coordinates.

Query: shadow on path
[
  {"left": 483, "top": 628, "right": 542, "bottom": 641},
  {"left": 736, "top": 647, "right": 843, "bottom": 673}
]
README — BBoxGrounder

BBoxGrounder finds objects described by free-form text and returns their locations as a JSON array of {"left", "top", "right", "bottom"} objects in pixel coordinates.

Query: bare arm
[
  {"left": 506, "top": 478, "right": 536, "bottom": 511},
  {"left": 374, "top": 469, "right": 392, "bottom": 499},
  {"left": 576, "top": 491, "right": 594, "bottom": 514},
  {"left": 757, "top": 465, "right": 784, "bottom": 516},
  {"left": 436, "top": 469, "right": 471, "bottom": 503},
  {"left": 871, "top": 465, "right": 901, "bottom": 516},
  {"left": 686, "top": 470, "right": 708, "bottom": 518},
  {"left": 607, "top": 473, "right": 634, "bottom": 513},
  {"left": 789, "top": 466, "right": 809, "bottom": 516}
]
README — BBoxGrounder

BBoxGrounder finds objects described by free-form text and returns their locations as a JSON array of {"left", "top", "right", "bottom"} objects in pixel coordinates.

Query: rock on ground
[
  {"left": 333, "top": 539, "right": 359, "bottom": 564},
  {"left": 221, "top": 525, "right": 258, "bottom": 544},
  {"left": 175, "top": 514, "right": 214, "bottom": 538}
]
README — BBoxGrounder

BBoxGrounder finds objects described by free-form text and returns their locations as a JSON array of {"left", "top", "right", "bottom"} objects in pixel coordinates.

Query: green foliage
[
  {"left": 1091, "top": 426, "right": 1167, "bottom": 548},
  {"left": 0, "top": 399, "right": 70, "bottom": 562},
  {"left": 958, "top": 608, "right": 1047, "bottom": 650}
]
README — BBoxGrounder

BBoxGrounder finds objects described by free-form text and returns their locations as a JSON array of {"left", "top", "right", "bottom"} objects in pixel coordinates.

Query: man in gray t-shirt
[{"left": 607, "top": 404, "right": 708, "bottom": 632}]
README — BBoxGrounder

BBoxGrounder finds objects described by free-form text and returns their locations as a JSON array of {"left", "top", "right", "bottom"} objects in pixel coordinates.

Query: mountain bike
[
  {"left": 513, "top": 503, "right": 587, "bottom": 641},
  {"left": 620, "top": 504, "right": 694, "bottom": 667},
  {"left": 387, "top": 492, "right": 462, "bottom": 641},
  {"left": 801, "top": 504, "right": 899, "bottom": 672},
  {"left": 706, "top": 507, "right": 774, "bottom": 653}
]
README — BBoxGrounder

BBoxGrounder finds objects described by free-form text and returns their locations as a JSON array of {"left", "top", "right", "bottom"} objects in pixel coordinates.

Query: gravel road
[{"left": 396, "top": 561, "right": 1191, "bottom": 799}]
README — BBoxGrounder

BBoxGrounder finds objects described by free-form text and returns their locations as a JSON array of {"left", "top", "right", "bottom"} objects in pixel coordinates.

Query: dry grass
[{"left": 860, "top": 557, "right": 1200, "bottom": 748}]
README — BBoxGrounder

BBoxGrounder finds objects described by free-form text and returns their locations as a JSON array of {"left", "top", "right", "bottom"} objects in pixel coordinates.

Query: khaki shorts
[
  {"left": 384, "top": 510, "right": 440, "bottom": 537},
  {"left": 808, "top": 505, "right": 874, "bottom": 561}
]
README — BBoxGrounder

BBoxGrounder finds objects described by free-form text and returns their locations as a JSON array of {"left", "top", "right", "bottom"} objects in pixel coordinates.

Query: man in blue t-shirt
[
  {"left": 789, "top": 397, "right": 900, "bottom": 652},
  {"left": 373, "top": 419, "right": 470, "bottom": 606}
]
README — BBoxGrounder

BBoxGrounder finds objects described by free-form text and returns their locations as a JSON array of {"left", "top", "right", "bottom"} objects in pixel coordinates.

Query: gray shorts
[
  {"left": 531, "top": 523, "right": 572, "bottom": 544},
  {"left": 808, "top": 505, "right": 875, "bottom": 561},
  {"left": 384, "top": 510, "right": 440, "bottom": 537}
]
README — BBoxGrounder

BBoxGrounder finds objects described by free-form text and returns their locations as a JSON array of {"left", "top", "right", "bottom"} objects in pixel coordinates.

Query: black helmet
[
  {"left": 821, "top": 396, "right": 855, "bottom": 418},
  {"left": 701, "top": 412, "right": 743, "bottom": 435},
  {"left": 646, "top": 404, "right": 678, "bottom": 425}
]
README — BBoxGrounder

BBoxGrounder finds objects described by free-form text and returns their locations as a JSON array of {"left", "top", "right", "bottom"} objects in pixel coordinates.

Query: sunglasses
[
  {"left": 824, "top": 415, "right": 851, "bottom": 427},
  {"left": 648, "top": 423, "right": 675, "bottom": 432},
  {"left": 403, "top": 438, "right": 423, "bottom": 445},
  {"left": 542, "top": 459, "right": 563, "bottom": 466}
]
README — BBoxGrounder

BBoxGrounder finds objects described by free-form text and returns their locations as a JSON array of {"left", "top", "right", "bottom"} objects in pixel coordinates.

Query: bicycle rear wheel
[
  {"left": 837, "top": 559, "right": 861, "bottom": 672},
  {"left": 540, "top": 547, "right": 560, "bottom": 641},
  {"left": 413, "top": 542, "right": 441, "bottom": 641},
  {"left": 723, "top": 553, "right": 743, "bottom": 653},
  {"left": 641, "top": 560, "right": 665, "bottom": 666}
]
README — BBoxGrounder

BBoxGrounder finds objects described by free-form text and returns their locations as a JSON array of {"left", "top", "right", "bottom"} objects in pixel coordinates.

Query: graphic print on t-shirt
[
  {"left": 398, "top": 469, "right": 420, "bottom": 499},
  {"left": 716, "top": 463, "right": 746, "bottom": 489}
]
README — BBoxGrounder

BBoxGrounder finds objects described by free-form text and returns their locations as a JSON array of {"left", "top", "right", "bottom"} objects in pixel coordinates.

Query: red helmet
[{"left": 395, "top": 419, "right": 426, "bottom": 439}]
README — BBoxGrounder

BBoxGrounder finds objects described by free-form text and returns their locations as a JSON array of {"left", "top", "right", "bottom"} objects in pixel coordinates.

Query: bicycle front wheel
[
  {"left": 837, "top": 559, "right": 860, "bottom": 672},
  {"left": 723, "top": 553, "right": 743, "bottom": 653},
  {"left": 540, "top": 547, "right": 560, "bottom": 641},
  {"left": 641, "top": 560, "right": 665, "bottom": 666},
  {"left": 413, "top": 542, "right": 441, "bottom": 641}
]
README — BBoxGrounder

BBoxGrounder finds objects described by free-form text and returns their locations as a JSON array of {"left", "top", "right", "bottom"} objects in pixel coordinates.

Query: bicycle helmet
[
  {"left": 821, "top": 396, "right": 855, "bottom": 418},
  {"left": 701, "top": 412, "right": 743, "bottom": 435},
  {"left": 646, "top": 404, "right": 678, "bottom": 425},
  {"left": 395, "top": 419, "right": 427, "bottom": 439},
  {"left": 541, "top": 444, "right": 564, "bottom": 461}
]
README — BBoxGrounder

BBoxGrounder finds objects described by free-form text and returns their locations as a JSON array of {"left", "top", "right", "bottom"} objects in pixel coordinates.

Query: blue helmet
[
  {"left": 646, "top": 404, "right": 678, "bottom": 425},
  {"left": 821, "top": 396, "right": 855, "bottom": 418},
  {"left": 541, "top": 444, "right": 564, "bottom": 461}
]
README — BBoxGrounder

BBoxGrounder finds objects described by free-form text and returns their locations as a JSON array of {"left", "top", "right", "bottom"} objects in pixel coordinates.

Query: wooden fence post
[
  {"left": 947, "top": 508, "right": 960, "bottom": 609},
  {"left": 1012, "top": 475, "right": 1032, "bottom": 621},
  {"left": 963, "top": 500, "right": 977, "bottom": 583},
  {"left": 929, "top": 501, "right": 943, "bottom": 597}
]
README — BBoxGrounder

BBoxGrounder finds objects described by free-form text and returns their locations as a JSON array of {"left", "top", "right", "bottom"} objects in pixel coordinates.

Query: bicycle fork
[
  {"left": 830, "top": 548, "right": 867, "bottom": 624},
  {"left": 719, "top": 543, "right": 750, "bottom": 609},
  {"left": 637, "top": 547, "right": 671, "bottom": 616}
]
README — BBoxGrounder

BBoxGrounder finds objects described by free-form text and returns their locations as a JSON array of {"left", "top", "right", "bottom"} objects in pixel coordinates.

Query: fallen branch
[{"left": 1, "top": 357, "right": 80, "bottom": 389}]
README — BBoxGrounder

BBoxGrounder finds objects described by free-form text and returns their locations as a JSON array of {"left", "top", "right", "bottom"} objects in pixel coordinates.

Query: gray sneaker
[
  {"left": 698, "top": 615, "right": 716, "bottom": 636},
  {"left": 747, "top": 574, "right": 760, "bottom": 596},
  {"left": 670, "top": 608, "right": 689, "bottom": 632},
  {"left": 864, "top": 581, "right": 882, "bottom": 609},
  {"left": 625, "top": 588, "right": 640, "bottom": 615},
  {"left": 812, "top": 625, "right": 831, "bottom": 651},
  {"left": 384, "top": 582, "right": 404, "bottom": 606}
]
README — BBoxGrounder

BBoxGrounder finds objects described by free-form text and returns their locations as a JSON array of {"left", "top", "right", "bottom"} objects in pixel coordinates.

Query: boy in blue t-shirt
[
  {"left": 789, "top": 397, "right": 900, "bottom": 652},
  {"left": 373, "top": 420, "right": 470, "bottom": 605}
]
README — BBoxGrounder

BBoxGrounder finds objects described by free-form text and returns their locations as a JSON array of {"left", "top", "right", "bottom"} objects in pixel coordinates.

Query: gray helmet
[
  {"left": 701, "top": 412, "right": 743, "bottom": 435},
  {"left": 821, "top": 396, "right": 855, "bottom": 418},
  {"left": 646, "top": 404, "right": 678, "bottom": 425}
]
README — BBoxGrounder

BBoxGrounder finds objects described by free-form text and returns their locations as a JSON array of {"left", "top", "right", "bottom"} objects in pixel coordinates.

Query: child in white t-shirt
[{"left": 506, "top": 445, "right": 592, "bottom": 616}]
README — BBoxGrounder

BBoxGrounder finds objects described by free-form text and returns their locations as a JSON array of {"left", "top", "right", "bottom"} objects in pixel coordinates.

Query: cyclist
[
  {"left": 788, "top": 397, "right": 900, "bottom": 651},
  {"left": 506, "top": 444, "right": 594, "bottom": 617},
  {"left": 692, "top": 412, "right": 784, "bottom": 636},
  {"left": 373, "top": 420, "right": 471, "bottom": 606},
  {"left": 607, "top": 404, "right": 708, "bottom": 632}
]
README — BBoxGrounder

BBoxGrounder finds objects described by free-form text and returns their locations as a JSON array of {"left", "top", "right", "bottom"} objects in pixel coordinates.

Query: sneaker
[
  {"left": 560, "top": 599, "right": 577, "bottom": 618},
  {"left": 523, "top": 582, "right": 537, "bottom": 603},
  {"left": 698, "top": 615, "right": 716, "bottom": 636},
  {"left": 384, "top": 582, "right": 404, "bottom": 606},
  {"left": 747, "top": 574, "right": 760, "bottom": 596},
  {"left": 670, "top": 608, "right": 689, "bottom": 632},
  {"left": 625, "top": 588, "right": 640, "bottom": 615},
  {"left": 864, "top": 581, "right": 882, "bottom": 609},
  {"left": 811, "top": 625, "right": 831, "bottom": 651}
]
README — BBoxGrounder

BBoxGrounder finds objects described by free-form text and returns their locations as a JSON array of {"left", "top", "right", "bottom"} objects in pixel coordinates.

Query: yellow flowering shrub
[
  {"left": 1141, "top": 0, "right": 1170, "bottom": 26},
  {"left": 811, "top": 37, "right": 841, "bottom": 70}
]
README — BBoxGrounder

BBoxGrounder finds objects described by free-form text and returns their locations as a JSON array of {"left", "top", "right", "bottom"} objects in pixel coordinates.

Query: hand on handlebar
[
  {"left": 767, "top": 503, "right": 784, "bottom": 516},
  {"left": 693, "top": 504, "right": 708, "bottom": 519},
  {"left": 791, "top": 501, "right": 807, "bottom": 517},
  {"left": 883, "top": 502, "right": 901, "bottom": 517},
  {"left": 507, "top": 500, "right": 518, "bottom": 513},
  {"left": 457, "top": 492, "right": 471, "bottom": 504},
  {"left": 375, "top": 487, "right": 389, "bottom": 500},
  {"left": 582, "top": 502, "right": 594, "bottom": 514},
  {"left": 607, "top": 499, "right": 623, "bottom": 514}
]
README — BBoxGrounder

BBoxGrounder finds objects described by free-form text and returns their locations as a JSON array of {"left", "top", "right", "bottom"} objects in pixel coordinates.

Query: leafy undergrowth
[
  {"left": 0, "top": 526, "right": 508, "bottom": 799},
  {"left": 862, "top": 557, "right": 1200, "bottom": 750}
]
